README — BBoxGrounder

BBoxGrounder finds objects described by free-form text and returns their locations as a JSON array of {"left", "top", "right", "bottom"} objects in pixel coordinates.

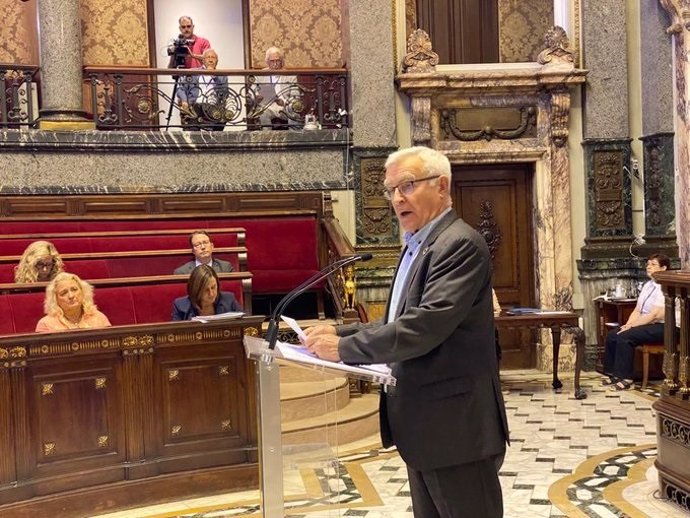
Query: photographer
[{"left": 167, "top": 16, "right": 210, "bottom": 69}]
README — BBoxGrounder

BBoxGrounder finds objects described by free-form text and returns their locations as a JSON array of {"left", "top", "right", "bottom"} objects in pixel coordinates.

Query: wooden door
[{"left": 452, "top": 163, "right": 535, "bottom": 368}]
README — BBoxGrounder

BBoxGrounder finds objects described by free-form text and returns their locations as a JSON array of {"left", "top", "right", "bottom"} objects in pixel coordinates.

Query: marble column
[
  {"left": 658, "top": 1, "right": 690, "bottom": 268},
  {"left": 36, "top": 0, "right": 92, "bottom": 129},
  {"left": 341, "top": 0, "right": 399, "bottom": 312}
]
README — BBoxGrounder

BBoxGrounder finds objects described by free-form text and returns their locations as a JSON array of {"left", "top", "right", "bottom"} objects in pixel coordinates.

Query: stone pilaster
[
  {"left": 640, "top": 2, "right": 674, "bottom": 135},
  {"left": 349, "top": 148, "right": 399, "bottom": 319},
  {"left": 36, "top": 0, "right": 91, "bottom": 129},
  {"left": 639, "top": 132, "right": 678, "bottom": 258},
  {"left": 581, "top": 139, "right": 634, "bottom": 258},
  {"left": 342, "top": 0, "right": 397, "bottom": 148},
  {"left": 658, "top": 0, "right": 690, "bottom": 268},
  {"left": 581, "top": 0, "right": 630, "bottom": 138}
]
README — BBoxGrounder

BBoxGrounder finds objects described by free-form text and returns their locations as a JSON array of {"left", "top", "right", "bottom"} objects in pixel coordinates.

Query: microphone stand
[{"left": 264, "top": 253, "right": 372, "bottom": 353}]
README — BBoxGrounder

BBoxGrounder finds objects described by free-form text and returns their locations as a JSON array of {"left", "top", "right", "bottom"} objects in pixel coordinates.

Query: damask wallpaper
[
  {"left": 80, "top": 0, "right": 150, "bottom": 66},
  {"left": 498, "top": 0, "right": 553, "bottom": 62},
  {"left": 0, "top": 1, "right": 38, "bottom": 64},
  {"left": 249, "top": 0, "right": 343, "bottom": 68}
]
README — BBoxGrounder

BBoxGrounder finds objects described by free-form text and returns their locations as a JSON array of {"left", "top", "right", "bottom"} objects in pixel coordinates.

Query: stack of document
[{"left": 192, "top": 311, "right": 244, "bottom": 323}]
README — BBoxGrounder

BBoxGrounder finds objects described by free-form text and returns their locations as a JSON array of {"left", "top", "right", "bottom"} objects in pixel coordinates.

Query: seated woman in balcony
[
  {"left": 602, "top": 253, "right": 670, "bottom": 390},
  {"left": 36, "top": 272, "right": 111, "bottom": 332},
  {"left": 14, "top": 240, "right": 64, "bottom": 283},
  {"left": 172, "top": 264, "right": 242, "bottom": 320}
]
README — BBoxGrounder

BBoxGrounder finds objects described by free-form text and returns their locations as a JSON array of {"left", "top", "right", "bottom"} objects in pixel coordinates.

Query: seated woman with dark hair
[
  {"left": 15, "top": 240, "right": 64, "bottom": 283},
  {"left": 171, "top": 264, "right": 242, "bottom": 320},
  {"left": 603, "top": 253, "right": 670, "bottom": 390},
  {"left": 36, "top": 272, "right": 111, "bottom": 332}
]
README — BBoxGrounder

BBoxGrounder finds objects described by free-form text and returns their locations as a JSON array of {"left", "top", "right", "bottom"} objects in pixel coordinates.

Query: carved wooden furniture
[
  {"left": 594, "top": 298, "right": 636, "bottom": 371},
  {"left": 495, "top": 311, "right": 586, "bottom": 399},
  {"left": 0, "top": 316, "right": 264, "bottom": 517},
  {"left": 652, "top": 270, "right": 690, "bottom": 512},
  {"left": 641, "top": 343, "right": 665, "bottom": 389}
]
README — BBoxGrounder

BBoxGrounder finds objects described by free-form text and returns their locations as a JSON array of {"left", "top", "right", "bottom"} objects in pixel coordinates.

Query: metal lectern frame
[{"left": 243, "top": 335, "right": 395, "bottom": 518}]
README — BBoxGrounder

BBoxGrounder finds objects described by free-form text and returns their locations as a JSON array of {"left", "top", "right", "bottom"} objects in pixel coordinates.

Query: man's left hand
[{"left": 304, "top": 334, "right": 341, "bottom": 362}]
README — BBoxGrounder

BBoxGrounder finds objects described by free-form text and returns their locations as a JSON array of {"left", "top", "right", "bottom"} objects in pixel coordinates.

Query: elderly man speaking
[{"left": 304, "top": 146, "right": 509, "bottom": 518}]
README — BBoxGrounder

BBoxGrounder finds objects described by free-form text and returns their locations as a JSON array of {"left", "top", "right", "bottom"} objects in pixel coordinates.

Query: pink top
[
  {"left": 36, "top": 310, "right": 111, "bottom": 333},
  {"left": 185, "top": 35, "right": 211, "bottom": 68}
]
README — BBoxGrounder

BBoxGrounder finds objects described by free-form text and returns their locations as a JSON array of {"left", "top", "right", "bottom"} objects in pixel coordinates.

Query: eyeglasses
[
  {"left": 192, "top": 240, "right": 211, "bottom": 249},
  {"left": 383, "top": 175, "right": 440, "bottom": 201}
]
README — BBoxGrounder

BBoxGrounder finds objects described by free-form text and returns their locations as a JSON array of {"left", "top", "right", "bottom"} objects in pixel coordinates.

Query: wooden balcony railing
[
  {"left": 83, "top": 66, "right": 349, "bottom": 131},
  {"left": 655, "top": 270, "right": 690, "bottom": 397}
]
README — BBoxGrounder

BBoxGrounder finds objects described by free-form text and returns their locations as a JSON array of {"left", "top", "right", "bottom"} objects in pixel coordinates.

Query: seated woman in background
[
  {"left": 172, "top": 264, "right": 242, "bottom": 320},
  {"left": 15, "top": 240, "right": 64, "bottom": 283},
  {"left": 36, "top": 272, "right": 111, "bottom": 333},
  {"left": 602, "top": 253, "right": 669, "bottom": 390}
]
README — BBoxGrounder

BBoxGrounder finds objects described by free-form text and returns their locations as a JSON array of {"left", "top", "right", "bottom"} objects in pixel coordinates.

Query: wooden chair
[{"left": 640, "top": 343, "right": 664, "bottom": 389}]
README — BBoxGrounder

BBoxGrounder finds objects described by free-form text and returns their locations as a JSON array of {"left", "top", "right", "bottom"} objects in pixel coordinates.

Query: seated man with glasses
[{"left": 173, "top": 230, "right": 233, "bottom": 275}]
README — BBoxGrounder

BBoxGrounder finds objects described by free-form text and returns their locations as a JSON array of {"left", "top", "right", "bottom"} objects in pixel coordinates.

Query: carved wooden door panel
[{"left": 452, "top": 163, "right": 536, "bottom": 368}]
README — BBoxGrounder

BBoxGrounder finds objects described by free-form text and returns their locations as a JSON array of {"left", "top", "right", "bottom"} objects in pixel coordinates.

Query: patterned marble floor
[{"left": 93, "top": 371, "right": 688, "bottom": 518}]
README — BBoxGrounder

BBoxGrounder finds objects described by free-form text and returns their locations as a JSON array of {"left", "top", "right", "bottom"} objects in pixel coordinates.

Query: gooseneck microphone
[{"left": 265, "top": 253, "right": 373, "bottom": 350}]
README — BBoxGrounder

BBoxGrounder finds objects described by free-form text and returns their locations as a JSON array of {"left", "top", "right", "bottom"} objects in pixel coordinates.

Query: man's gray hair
[
  {"left": 265, "top": 46, "right": 285, "bottom": 61},
  {"left": 385, "top": 146, "right": 451, "bottom": 180},
  {"left": 179, "top": 16, "right": 193, "bottom": 25}
]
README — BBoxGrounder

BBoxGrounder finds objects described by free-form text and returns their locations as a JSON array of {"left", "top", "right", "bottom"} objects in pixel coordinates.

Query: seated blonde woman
[
  {"left": 36, "top": 272, "right": 111, "bottom": 333},
  {"left": 172, "top": 264, "right": 242, "bottom": 320},
  {"left": 15, "top": 240, "right": 64, "bottom": 283}
]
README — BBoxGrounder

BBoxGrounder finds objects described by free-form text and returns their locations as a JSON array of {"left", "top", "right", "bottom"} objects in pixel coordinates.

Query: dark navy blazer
[{"left": 171, "top": 292, "right": 242, "bottom": 321}]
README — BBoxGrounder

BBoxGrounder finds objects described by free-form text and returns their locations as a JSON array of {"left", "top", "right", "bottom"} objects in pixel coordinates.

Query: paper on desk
[
  {"left": 280, "top": 315, "right": 307, "bottom": 342},
  {"left": 192, "top": 311, "right": 244, "bottom": 322},
  {"left": 275, "top": 340, "right": 395, "bottom": 384}
]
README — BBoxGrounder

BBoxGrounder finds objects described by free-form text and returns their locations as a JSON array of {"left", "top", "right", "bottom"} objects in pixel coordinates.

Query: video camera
[{"left": 167, "top": 38, "right": 192, "bottom": 68}]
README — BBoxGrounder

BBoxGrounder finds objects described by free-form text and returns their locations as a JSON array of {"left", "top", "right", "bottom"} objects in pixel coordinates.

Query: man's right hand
[{"left": 303, "top": 324, "right": 336, "bottom": 338}]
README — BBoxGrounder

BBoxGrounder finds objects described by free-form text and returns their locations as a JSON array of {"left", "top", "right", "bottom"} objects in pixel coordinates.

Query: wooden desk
[
  {"left": 495, "top": 312, "right": 586, "bottom": 399},
  {"left": 593, "top": 299, "right": 636, "bottom": 371}
]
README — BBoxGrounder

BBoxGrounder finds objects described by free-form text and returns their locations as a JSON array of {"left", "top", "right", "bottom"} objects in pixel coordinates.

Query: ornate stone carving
[
  {"left": 477, "top": 202, "right": 501, "bottom": 260},
  {"left": 660, "top": 415, "right": 690, "bottom": 447},
  {"left": 440, "top": 107, "right": 536, "bottom": 141},
  {"left": 594, "top": 151, "right": 625, "bottom": 229},
  {"left": 402, "top": 29, "right": 439, "bottom": 73},
  {"left": 360, "top": 157, "right": 393, "bottom": 240},
  {"left": 550, "top": 89, "right": 571, "bottom": 147},
  {"left": 537, "top": 26, "right": 575, "bottom": 67},
  {"left": 659, "top": 0, "right": 690, "bottom": 33},
  {"left": 647, "top": 144, "right": 663, "bottom": 227},
  {"left": 411, "top": 97, "right": 432, "bottom": 145}
]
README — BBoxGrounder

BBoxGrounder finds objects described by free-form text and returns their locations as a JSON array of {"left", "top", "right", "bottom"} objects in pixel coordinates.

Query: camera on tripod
[{"left": 167, "top": 38, "right": 192, "bottom": 68}]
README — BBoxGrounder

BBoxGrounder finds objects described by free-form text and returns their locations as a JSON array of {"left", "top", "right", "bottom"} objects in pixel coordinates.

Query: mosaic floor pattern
[{"left": 94, "top": 371, "right": 688, "bottom": 518}]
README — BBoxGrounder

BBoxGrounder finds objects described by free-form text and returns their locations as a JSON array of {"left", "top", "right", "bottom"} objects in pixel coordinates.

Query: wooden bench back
[
  {"left": 0, "top": 247, "right": 248, "bottom": 282},
  {"left": 0, "top": 272, "right": 252, "bottom": 334}
]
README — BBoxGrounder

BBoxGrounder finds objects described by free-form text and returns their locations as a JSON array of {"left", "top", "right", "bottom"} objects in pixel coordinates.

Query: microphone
[{"left": 265, "top": 253, "right": 373, "bottom": 350}]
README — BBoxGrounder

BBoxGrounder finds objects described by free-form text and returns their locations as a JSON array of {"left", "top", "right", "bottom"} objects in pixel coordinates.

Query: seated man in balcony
[
  {"left": 176, "top": 49, "right": 228, "bottom": 131},
  {"left": 249, "top": 46, "right": 303, "bottom": 129},
  {"left": 174, "top": 230, "right": 233, "bottom": 275}
]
